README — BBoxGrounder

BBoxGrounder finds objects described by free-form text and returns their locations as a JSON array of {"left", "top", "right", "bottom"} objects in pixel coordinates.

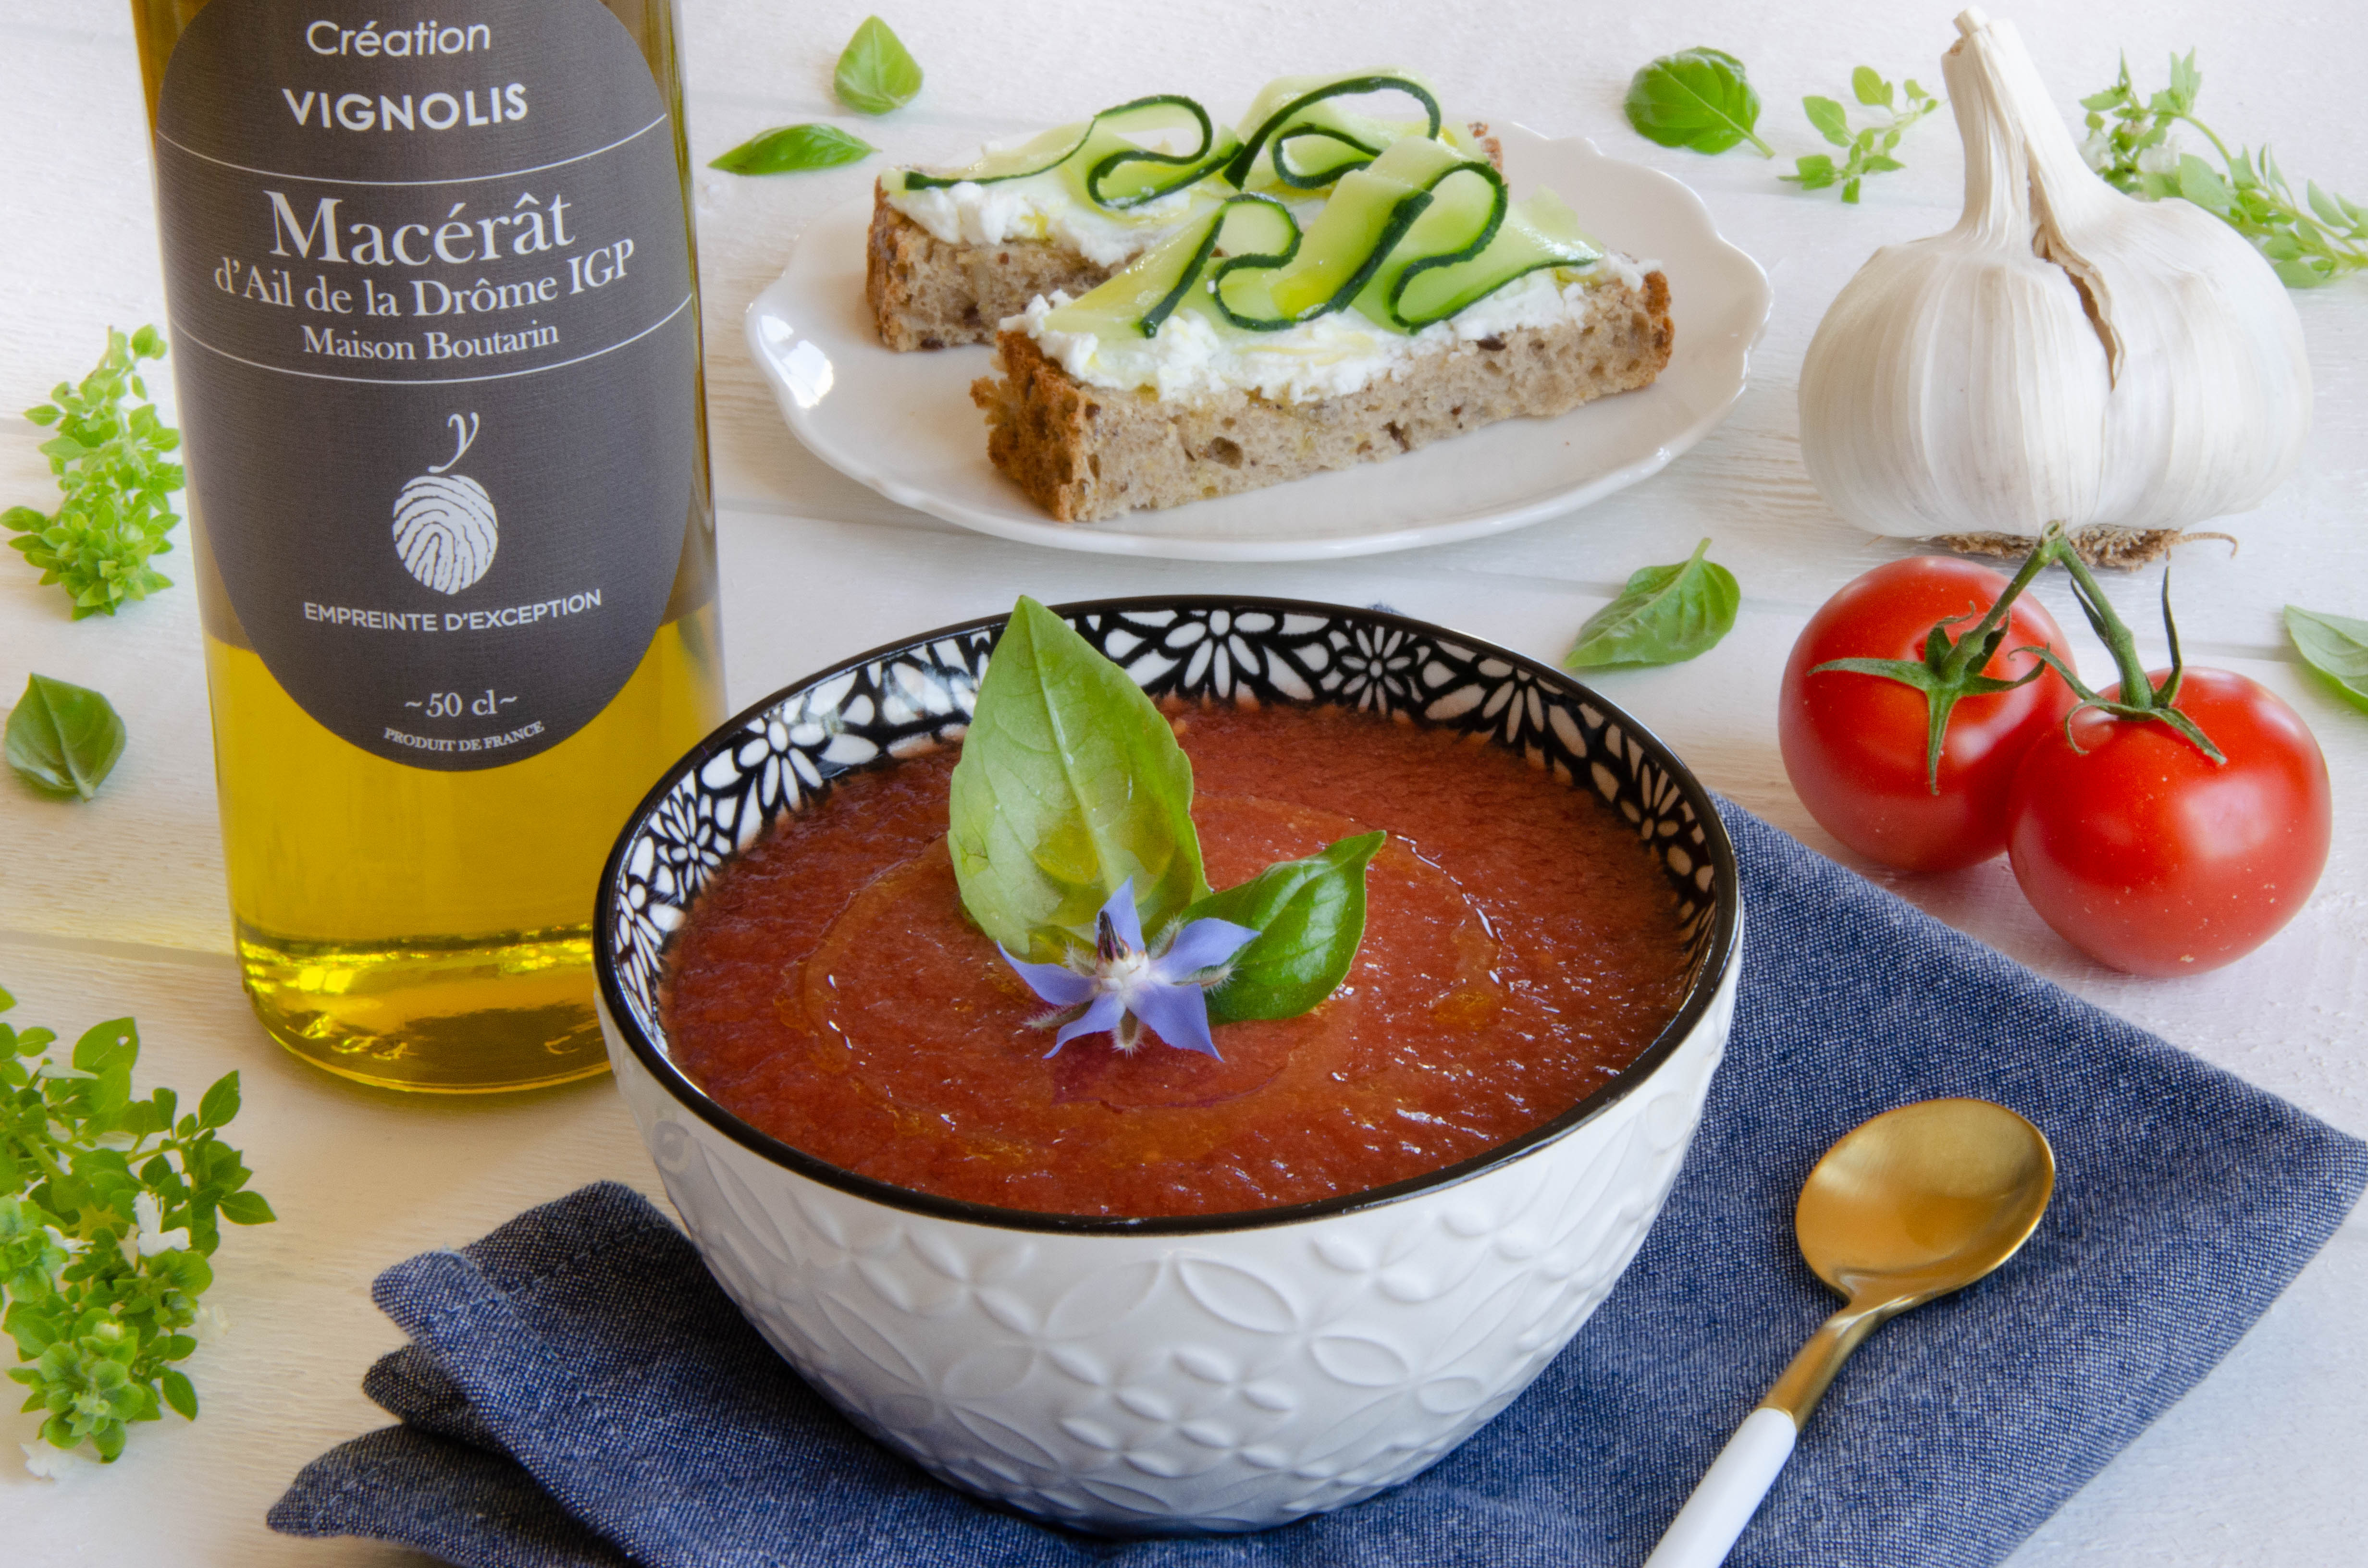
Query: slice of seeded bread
[
  {"left": 867, "top": 123, "right": 1508, "bottom": 353},
  {"left": 969, "top": 269, "right": 1672, "bottom": 522},
  {"left": 865, "top": 190, "right": 1118, "bottom": 352}
]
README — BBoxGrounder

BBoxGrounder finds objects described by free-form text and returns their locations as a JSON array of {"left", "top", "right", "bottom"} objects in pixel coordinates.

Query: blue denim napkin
[{"left": 269, "top": 804, "right": 2368, "bottom": 1568}]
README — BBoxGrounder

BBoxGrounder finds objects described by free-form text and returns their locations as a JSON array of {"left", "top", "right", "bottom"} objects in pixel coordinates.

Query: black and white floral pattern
[{"left": 605, "top": 601, "right": 1730, "bottom": 1039}]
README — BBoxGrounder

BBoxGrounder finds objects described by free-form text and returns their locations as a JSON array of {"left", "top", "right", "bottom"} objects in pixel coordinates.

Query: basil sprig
[
  {"left": 1624, "top": 49, "right": 1774, "bottom": 159},
  {"left": 6, "top": 674, "right": 126, "bottom": 800},
  {"left": 1564, "top": 539, "right": 1741, "bottom": 670},
  {"left": 949, "top": 599, "right": 1379, "bottom": 1020}
]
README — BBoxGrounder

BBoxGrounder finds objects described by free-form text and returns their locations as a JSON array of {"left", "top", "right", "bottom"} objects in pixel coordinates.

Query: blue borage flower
[{"left": 999, "top": 881, "right": 1257, "bottom": 1061}]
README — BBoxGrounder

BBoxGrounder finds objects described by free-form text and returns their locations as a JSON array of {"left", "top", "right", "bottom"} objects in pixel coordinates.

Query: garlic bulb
[{"left": 1799, "top": 8, "right": 2311, "bottom": 541}]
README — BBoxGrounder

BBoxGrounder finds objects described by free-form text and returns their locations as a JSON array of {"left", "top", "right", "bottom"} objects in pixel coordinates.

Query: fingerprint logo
[{"left": 393, "top": 413, "right": 496, "bottom": 594}]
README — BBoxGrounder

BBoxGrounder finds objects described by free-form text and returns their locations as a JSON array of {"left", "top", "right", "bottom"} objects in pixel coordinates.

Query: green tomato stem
[
  {"left": 2038, "top": 525, "right": 2227, "bottom": 764},
  {"left": 2050, "top": 526, "right": 2166, "bottom": 700},
  {"left": 1934, "top": 529, "right": 2059, "bottom": 683}
]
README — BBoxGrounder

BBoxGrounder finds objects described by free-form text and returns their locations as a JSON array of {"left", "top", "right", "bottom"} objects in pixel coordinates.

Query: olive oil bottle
[{"left": 131, "top": 0, "right": 724, "bottom": 1091}]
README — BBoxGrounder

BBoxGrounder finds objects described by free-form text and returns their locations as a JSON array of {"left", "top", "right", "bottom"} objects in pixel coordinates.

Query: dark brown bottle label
[{"left": 155, "top": 0, "right": 696, "bottom": 770}]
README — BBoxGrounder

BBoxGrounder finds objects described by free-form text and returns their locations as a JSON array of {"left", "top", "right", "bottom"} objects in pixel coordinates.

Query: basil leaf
[
  {"left": 708, "top": 122, "right": 875, "bottom": 175},
  {"left": 1564, "top": 539, "right": 1740, "bottom": 670},
  {"left": 1623, "top": 48, "right": 1774, "bottom": 159},
  {"left": 6, "top": 673, "right": 126, "bottom": 799},
  {"left": 1191, "top": 832, "right": 1385, "bottom": 1024},
  {"left": 834, "top": 15, "right": 923, "bottom": 115},
  {"left": 949, "top": 598, "right": 1208, "bottom": 960},
  {"left": 2286, "top": 605, "right": 2368, "bottom": 713}
]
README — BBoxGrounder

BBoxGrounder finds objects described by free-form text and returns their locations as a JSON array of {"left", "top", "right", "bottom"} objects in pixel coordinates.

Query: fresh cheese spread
[
  {"left": 1015, "top": 262, "right": 1648, "bottom": 404},
  {"left": 886, "top": 172, "right": 1209, "bottom": 269}
]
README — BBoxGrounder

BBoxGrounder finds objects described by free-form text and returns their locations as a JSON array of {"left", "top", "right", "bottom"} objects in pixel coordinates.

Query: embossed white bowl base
[{"left": 602, "top": 960, "right": 1734, "bottom": 1533}]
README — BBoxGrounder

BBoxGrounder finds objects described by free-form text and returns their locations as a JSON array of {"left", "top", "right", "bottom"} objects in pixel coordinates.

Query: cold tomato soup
[{"left": 662, "top": 701, "right": 1691, "bottom": 1218}]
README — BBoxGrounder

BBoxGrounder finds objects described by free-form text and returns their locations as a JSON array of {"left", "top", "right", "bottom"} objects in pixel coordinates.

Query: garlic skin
[{"left": 1799, "top": 9, "right": 2312, "bottom": 540}]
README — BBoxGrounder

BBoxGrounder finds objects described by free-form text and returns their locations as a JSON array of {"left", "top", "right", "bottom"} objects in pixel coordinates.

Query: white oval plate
[{"left": 745, "top": 125, "right": 1772, "bottom": 562}]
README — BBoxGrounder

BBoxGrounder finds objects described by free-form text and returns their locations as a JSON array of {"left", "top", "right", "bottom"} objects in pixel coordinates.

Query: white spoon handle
[{"left": 1639, "top": 1406, "right": 1798, "bottom": 1568}]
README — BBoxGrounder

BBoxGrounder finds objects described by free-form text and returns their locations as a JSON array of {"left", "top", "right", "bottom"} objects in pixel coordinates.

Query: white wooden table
[{"left": 1, "top": 1, "right": 2361, "bottom": 1562}]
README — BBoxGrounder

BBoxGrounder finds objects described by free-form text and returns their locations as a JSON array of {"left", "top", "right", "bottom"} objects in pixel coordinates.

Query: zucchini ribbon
[
  {"left": 1048, "top": 136, "right": 1604, "bottom": 341},
  {"left": 889, "top": 71, "right": 1463, "bottom": 213}
]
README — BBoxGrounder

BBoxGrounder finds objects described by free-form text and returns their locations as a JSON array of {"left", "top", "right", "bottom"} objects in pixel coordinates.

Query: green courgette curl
[
  {"left": 897, "top": 95, "right": 1238, "bottom": 211},
  {"left": 1083, "top": 95, "right": 1237, "bottom": 210},
  {"left": 1388, "top": 162, "right": 1512, "bottom": 329},
  {"left": 1206, "top": 159, "right": 1506, "bottom": 333},
  {"left": 1139, "top": 196, "right": 1301, "bottom": 338},
  {"left": 1222, "top": 74, "right": 1442, "bottom": 190},
  {"left": 1271, "top": 125, "right": 1386, "bottom": 188}
]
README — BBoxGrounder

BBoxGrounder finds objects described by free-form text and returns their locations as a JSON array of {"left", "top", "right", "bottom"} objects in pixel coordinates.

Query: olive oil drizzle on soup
[{"left": 662, "top": 701, "right": 1691, "bottom": 1218}]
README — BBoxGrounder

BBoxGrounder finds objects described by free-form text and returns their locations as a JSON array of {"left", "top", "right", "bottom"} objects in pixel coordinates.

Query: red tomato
[
  {"left": 1779, "top": 558, "right": 2077, "bottom": 872},
  {"left": 2006, "top": 667, "right": 2331, "bottom": 976}
]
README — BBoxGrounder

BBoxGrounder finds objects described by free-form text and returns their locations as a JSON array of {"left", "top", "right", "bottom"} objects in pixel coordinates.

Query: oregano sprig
[
  {"left": 2080, "top": 51, "right": 2368, "bottom": 287},
  {"left": 1783, "top": 67, "right": 1941, "bottom": 203},
  {"left": 4, "top": 327, "right": 184, "bottom": 619},
  {"left": 0, "top": 988, "right": 272, "bottom": 1466}
]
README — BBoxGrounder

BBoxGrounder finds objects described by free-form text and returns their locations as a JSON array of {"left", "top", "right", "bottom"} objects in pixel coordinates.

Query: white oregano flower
[
  {"left": 132, "top": 1191, "right": 192, "bottom": 1258},
  {"left": 22, "top": 1440, "right": 92, "bottom": 1481},
  {"left": 2135, "top": 135, "right": 2186, "bottom": 176}
]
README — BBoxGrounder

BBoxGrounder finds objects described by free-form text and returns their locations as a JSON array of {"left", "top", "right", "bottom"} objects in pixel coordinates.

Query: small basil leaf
[
  {"left": 1851, "top": 66, "right": 1892, "bottom": 109},
  {"left": 6, "top": 674, "right": 126, "bottom": 799},
  {"left": 834, "top": 15, "right": 923, "bottom": 116},
  {"left": 949, "top": 598, "right": 1208, "bottom": 960},
  {"left": 2286, "top": 605, "right": 2368, "bottom": 714},
  {"left": 1623, "top": 48, "right": 1774, "bottom": 159},
  {"left": 708, "top": 122, "right": 876, "bottom": 175},
  {"left": 1563, "top": 539, "right": 1740, "bottom": 670},
  {"left": 1191, "top": 832, "right": 1385, "bottom": 1024}
]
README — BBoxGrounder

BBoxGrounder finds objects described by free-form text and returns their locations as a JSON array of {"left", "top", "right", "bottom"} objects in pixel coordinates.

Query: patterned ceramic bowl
[{"left": 594, "top": 597, "right": 1740, "bottom": 1534}]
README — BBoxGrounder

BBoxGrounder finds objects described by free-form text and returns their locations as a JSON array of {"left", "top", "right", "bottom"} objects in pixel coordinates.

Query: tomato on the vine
[
  {"left": 2006, "top": 667, "right": 2331, "bottom": 976},
  {"left": 1779, "top": 557, "right": 2076, "bottom": 872}
]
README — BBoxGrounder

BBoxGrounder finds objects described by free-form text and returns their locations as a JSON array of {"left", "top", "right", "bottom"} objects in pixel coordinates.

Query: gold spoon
[{"left": 1642, "top": 1098, "right": 2056, "bottom": 1568}]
